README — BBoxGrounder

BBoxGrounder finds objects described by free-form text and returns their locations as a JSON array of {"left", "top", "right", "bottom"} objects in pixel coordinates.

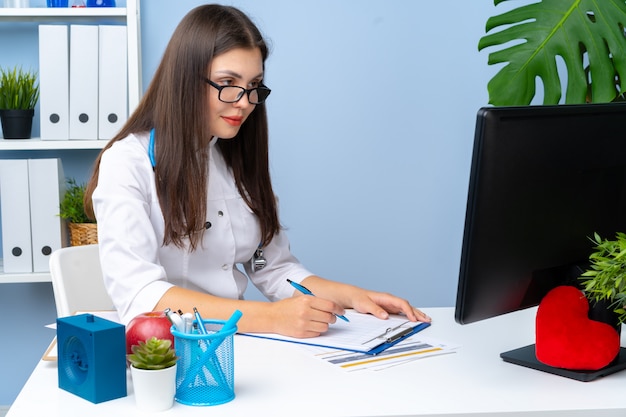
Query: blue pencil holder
[{"left": 171, "top": 320, "right": 236, "bottom": 406}]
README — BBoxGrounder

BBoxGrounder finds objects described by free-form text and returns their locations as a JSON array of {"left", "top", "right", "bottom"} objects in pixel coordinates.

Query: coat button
[
  {"left": 218, "top": 210, "right": 224, "bottom": 217},
  {"left": 221, "top": 264, "right": 229, "bottom": 271}
]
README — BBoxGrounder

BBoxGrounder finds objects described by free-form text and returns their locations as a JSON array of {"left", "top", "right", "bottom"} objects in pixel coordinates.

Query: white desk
[{"left": 7, "top": 307, "right": 626, "bottom": 417}]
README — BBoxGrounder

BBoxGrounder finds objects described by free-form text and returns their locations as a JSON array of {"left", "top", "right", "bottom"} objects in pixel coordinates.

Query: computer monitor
[{"left": 455, "top": 103, "right": 626, "bottom": 381}]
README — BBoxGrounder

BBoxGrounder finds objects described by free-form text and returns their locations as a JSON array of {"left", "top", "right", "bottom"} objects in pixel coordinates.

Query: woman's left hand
[
  {"left": 350, "top": 290, "right": 431, "bottom": 323},
  {"left": 299, "top": 276, "right": 432, "bottom": 323}
]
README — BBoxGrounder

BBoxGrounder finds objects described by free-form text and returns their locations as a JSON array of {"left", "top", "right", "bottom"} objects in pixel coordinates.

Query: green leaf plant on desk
[
  {"left": 0, "top": 65, "right": 40, "bottom": 139},
  {"left": 479, "top": 0, "right": 626, "bottom": 106},
  {"left": 580, "top": 232, "right": 626, "bottom": 326},
  {"left": 128, "top": 337, "right": 178, "bottom": 412}
]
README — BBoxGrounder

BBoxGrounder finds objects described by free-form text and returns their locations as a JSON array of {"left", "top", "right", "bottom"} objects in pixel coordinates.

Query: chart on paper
[{"left": 305, "top": 337, "right": 460, "bottom": 371}]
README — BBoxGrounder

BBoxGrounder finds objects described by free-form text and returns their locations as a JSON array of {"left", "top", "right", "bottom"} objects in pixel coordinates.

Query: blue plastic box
[{"left": 57, "top": 314, "right": 127, "bottom": 403}]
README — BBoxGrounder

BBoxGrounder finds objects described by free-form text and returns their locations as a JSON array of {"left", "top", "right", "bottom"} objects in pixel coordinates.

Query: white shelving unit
[{"left": 0, "top": 1, "right": 142, "bottom": 283}]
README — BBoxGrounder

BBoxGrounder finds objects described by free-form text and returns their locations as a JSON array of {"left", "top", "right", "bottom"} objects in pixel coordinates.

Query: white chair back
[{"left": 49, "top": 244, "right": 113, "bottom": 317}]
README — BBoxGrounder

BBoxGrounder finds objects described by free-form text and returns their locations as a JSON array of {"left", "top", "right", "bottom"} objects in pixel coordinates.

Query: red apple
[{"left": 125, "top": 311, "right": 174, "bottom": 354}]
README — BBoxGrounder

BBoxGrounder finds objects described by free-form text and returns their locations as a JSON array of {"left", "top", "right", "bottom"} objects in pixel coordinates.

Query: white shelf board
[
  {"left": 0, "top": 271, "right": 51, "bottom": 283},
  {"left": 0, "top": 259, "right": 51, "bottom": 282},
  {"left": 0, "top": 138, "right": 106, "bottom": 150},
  {"left": 0, "top": 7, "right": 126, "bottom": 21}
]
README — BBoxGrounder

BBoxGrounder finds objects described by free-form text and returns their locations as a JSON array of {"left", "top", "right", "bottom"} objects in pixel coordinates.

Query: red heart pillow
[{"left": 535, "top": 285, "right": 620, "bottom": 370}]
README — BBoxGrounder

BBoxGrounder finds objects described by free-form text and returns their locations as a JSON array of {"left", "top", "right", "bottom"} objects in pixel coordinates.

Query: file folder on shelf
[
  {"left": 0, "top": 160, "right": 33, "bottom": 273},
  {"left": 39, "top": 25, "right": 70, "bottom": 141},
  {"left": 28, "top": 159, "right": 66, "bottom": 273},
  {"left": 69, "top": 25, "right": 99, "bottom": 140},
  {"left": 98, "top": 25, "right": 128, "bottom": 140}
]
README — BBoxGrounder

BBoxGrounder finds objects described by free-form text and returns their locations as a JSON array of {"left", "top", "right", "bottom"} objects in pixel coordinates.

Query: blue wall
[{"left": 0, "top": 0, "right": 509, "bottom": 405}]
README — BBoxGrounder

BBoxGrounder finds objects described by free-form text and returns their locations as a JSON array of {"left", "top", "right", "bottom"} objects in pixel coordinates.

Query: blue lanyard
[
  {"left": 148, "top": 129, "right": 156, "bottom": 168},
  {"left": 148, "top": 128, "right": 156, "bottom": 168}
]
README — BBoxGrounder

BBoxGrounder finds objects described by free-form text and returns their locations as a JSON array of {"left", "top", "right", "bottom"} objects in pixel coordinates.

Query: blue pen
[
  {"left": 193, "top": 306, "right": 207, "bottom": 334},
  {"left": 287, "top": 279, "right": 350, "bottom": 322}
]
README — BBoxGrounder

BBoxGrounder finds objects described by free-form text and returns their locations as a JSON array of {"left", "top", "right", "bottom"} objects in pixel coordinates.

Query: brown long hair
[{"left": 84, "top": 4, "right": 279, "bottom": 250}]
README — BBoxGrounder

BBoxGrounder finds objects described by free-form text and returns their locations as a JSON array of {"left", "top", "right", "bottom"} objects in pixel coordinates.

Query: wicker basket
[{"left": 68, "top": 222, "right": 98, "bottom": 246}]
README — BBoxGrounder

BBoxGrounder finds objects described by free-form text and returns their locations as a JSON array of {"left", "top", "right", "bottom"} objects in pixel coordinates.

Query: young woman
[{"left": 85, "top": 4, "right": 430, "bottom": 337}]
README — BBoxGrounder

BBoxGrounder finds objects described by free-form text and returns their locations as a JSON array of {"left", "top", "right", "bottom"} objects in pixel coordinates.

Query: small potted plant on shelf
[
  {"left": 128, "top": 336, "right": 178, "bottom": 412},
  {"left": 579, "top": 232, "right": 626, "bottom": 328},
  {"left": 0, "top": 65, "right": 39, "bottom": 139},
  {"left": 59, "top": 178, "right": 98, "bottom": 246}
]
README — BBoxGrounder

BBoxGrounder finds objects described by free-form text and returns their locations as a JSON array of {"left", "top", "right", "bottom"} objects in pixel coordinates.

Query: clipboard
[{"left": 240, "top": 310, "right": 431, "bottom": 355}]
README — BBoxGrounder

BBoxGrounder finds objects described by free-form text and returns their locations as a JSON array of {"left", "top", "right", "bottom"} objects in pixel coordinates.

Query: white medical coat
[{"left": 92, "top": 132, "right": 312, "bottom": 324}]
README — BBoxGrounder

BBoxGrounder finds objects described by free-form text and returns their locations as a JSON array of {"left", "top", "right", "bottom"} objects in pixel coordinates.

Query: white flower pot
[{"left": 131, "top": 364, "right": 177, "bottom": 412}]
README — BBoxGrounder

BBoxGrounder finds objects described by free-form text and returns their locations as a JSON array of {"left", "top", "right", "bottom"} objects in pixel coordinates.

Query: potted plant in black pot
[
  {"left": 579, "top": 232, "right": 626, "bottom": 329},
  {"left": 59, "top": 178, "right": 98, "bottom": 246},
  {"left": 479, "top": 1, "right": 626, "bottom": 106},
  {"left": 0, "top": 65, "right": 40, "bottom": 139}
]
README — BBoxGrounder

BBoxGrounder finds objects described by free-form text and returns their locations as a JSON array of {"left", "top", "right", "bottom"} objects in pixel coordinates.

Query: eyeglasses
[{"left": 205, "top": 79, "right": 271, "bottom": 104}]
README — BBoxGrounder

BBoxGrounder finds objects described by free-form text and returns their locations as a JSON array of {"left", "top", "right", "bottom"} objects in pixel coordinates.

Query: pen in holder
[{"left": 171, "top": 311, "right": 240, "bottom": 406}]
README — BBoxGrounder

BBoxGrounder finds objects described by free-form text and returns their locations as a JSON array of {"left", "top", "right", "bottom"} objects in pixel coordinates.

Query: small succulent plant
[{"left": 128, "top": 337, "right": 178, "bottom": 370}]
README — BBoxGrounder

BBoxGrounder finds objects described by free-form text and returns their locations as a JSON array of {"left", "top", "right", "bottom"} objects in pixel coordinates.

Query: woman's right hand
[{"left": 268, "top": 295, "right": 345, "bottom": 338}]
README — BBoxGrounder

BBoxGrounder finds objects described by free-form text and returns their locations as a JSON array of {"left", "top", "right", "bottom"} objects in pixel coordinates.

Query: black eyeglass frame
[{"left": 205, "top": 78, "right": 271, "bottom": 104}]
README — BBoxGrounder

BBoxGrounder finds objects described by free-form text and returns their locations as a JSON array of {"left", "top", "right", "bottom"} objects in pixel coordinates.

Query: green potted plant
[
  {"left": 579, "top": 232, "right": 626, "bottom": 326},
  {"left": 479, "top": 0, "right": 626, "bottom": 106},
  {"left": 128, "top": 336, "right": 178, "bottom": 412},
  {"left": 128, "top": 336, "right": 178, "bottom": 370},
  {"left": 59, "top": 178, "right": 97, "bottom": 246},
  {"left": 0, "top": 65, "right": 40, "bottom": 139}
]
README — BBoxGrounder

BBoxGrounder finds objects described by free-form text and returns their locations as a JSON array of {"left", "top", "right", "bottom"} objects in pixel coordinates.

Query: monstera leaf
[{"left": 479, "top": 0, "right": 626, "bottom": 106}]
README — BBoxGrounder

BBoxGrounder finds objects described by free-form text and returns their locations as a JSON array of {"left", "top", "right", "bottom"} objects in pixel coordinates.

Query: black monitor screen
[{"left": 455, "top": 103, "right": 626, "bottom": 325}]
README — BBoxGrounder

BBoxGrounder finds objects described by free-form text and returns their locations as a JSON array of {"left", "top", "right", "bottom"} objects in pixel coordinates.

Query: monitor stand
[{"left": 501, "top": 345, "right": 626, "bottom": 382}]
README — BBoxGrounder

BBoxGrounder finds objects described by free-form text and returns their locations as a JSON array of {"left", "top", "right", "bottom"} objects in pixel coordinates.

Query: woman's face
[{"left": 207, "top": 47, "right": 264, "bottom": 139}]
